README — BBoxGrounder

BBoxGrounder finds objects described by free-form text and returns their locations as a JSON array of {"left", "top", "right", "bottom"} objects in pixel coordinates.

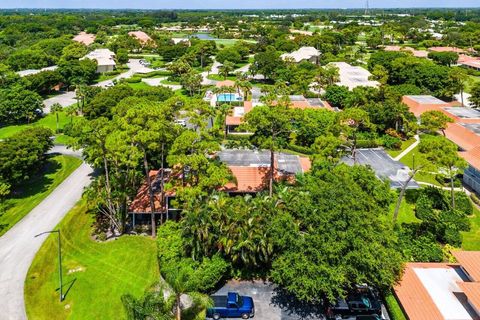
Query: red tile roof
[
  {"left": 460, "top": 146, "right": 480, "bottom": 171},
  {"left": 445, "top": 123, "right": 480, "bottom": 151},
  {"left": 453, "top": 251, "right": 480, "bottom": 282},
  {"left": 216, "top": 80, "right": 235, "bottom": 88},
  {"left": 128, "top": 31, "right": 152, "bottom": 43},
  {"left": 394, "top": 263, "right": 454, "bottom": 320},
  {"left": 458, "top": 282, "right": 480, "bottom": 313}
]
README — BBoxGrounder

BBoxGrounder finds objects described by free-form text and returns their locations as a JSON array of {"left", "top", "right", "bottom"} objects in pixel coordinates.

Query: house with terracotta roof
[
  {"left": 225, "top": 96, "right": 333, "bottom": 135},
  {"left": 394, "top": 251, "right": 480, "bottom": 320},
  {"left": 402, "top": 95, "right": 480, "bottom": 194},
  {"left": 128, "top": 149, "right": 311, "bottom": 225},
  {"left": 128, "top": 31, "right": 153, "bottom": 44},
  {"left": 73, "top": 31, "right": 96, "bottom": 46},
  {"left": 383, "top": 45, "right": 429, "bottom": 58}
]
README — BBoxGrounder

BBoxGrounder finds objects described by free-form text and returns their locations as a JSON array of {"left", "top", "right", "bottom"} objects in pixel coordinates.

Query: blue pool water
[{"left": 217, "top": 93, "right": 243, "bottom": 102}]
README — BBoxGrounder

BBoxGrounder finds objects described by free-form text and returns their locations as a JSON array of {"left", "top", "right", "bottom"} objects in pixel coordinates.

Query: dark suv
[{"left": 331, "top": 285, "right": 382, "bottom": 317}]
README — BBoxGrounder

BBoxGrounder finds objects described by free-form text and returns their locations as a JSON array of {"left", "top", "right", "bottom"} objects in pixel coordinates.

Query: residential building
[
  {"left": 394, "top": 251, "right": 480, "bottom": 320},
  {"left": 403, "top": 95, "right": 480, "bottom": 194},
  {"left": 383, "top": 45, "right": 429, "bottom": 58},
  {"left": 225, "top": 96, "right": 333, "bottom": 135},
  {"left": 458, "top": 54, "right": 480, "bottom": 71},
  {"left": 82, "top": 49, "right": 116, "bottom": 73},
  {"left": 128, "top": 31, "right": 153, "bottom": 44},
  {"left": 16, "top": 65, "right": 58, "bottom": 77},
  {"left": 73, "top": 31, "right": 96, "bottom": 46},
  {"left": 128, "top": 150, "right": 311, "bottom": 225},
  {"left": 281, "top": 46, "right": 321, "bottom": 64},
  {"left": 330, "top": 62, "right": 379, "bottom": 90}
]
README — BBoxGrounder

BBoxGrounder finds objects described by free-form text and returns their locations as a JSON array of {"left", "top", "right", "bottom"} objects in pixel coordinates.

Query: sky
[{"left": 3, "top": 0, "right": 480, "bottom": 9}]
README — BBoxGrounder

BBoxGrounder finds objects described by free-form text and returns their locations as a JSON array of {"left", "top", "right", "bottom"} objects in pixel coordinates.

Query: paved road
[
  {"left": 0, "top": 147, "right": 93, "bottom": 320},
  {"left": 43, "top": 91, "right": 77, "bottom": 113}
]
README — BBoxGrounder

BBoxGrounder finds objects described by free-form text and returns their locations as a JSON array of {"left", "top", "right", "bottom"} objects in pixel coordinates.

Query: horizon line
[{"left": 1, "top": 6, "right": 480, "bottom": 10}]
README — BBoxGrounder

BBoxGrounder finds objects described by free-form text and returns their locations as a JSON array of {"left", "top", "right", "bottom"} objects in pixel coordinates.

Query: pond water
[{"left": 188, "top": 33, "right": 218, "bottom": 40}]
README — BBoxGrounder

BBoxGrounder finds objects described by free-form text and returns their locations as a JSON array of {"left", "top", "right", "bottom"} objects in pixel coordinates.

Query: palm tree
[
  {"left": 122, "top": 287, "right": 174, "bottom": 320},
  {"left": 50, "top": 103, "right": 63, "bottom": 134},
  {"left": 219, "top": 61, "right": 235, "bottom": 80}
]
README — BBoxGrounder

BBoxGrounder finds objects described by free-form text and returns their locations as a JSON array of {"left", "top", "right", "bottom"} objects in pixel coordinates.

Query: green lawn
[
  {"left": 462, "top": 203, "right": 480, "bottom": 250},
  {"left": 384, "top": 292, "right": 407, "bottom": 320},
  {"left": 0, "top": 112, "right": 76, "bottom": 140},
  {"left": 207, "top": 74, "right": 236, "bottom": 81},
  {"left": 25, "top": 201, "right": 159, "bottom": 320},
  {"left": 0, "top": 155, "right": 82, "bottom": 236},
  {"left": 398, "top": 145, "right": 442, "bottom": 186},
  {"left": 214, "top": 39, "right": 256, "bottom": 48},
  {"left": 389, "top": 197, "right": 420, "bottom": 225},
  {"left": 386, "top": 138, "right": 417, "bottom": 158}
]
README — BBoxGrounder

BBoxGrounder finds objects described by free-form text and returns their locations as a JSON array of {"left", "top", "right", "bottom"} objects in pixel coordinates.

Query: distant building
[
  {"left": 73, "top": 31, "right": 96, "bottom": 46},
  {"left": 394, "top": 251, "right": 480, "bottom": 320},
  {"left": 458, "top": 54, "right": 480, "bottom": 71},
  {"left": 128, "top": 31, "right": 153, "bottom": 44},
  {"left": 402, "top": 95, "right": 452, "bottom": 117},
  {"left": 171, "top": 38, "right": 191, "bottom": 46},
  {"left": 281, "top": 47, "right": 321, "bottom": 64},
  {"left": 16, "top": 65, "right": 58, "bottom": 77},
  {"left": 384, "top": 45, "right": 429, "bottom": 58},
  {"left": 82, "top": 49, "right": 116, "bottom": 73},
  {"left": 330, "top": 62, "right": 379, "bottom": 90}
]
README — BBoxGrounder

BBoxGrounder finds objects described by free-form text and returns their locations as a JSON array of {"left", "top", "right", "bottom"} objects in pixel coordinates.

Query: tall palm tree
[{"left": 50, "top": 103, "right": 63, "bottom": 133}]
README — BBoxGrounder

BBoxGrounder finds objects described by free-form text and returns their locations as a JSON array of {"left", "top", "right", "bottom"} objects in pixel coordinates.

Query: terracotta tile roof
[
  {"left": 129, "top": 170, "right": 176, "bottom": 213},
  {"left": 460, "top": 146, "right": 480, "bottom": 171},
  {"left": 394, "top": 263, "right": 459, "bottom": 320},
  {"left": 445, "top": 123, "right": 480, "bottom": 151},
  {"left": 73, "top": 32, "right": 96, "bottom": 46},
  {"left": 128, "top": 31, "right": 152, "bottom": 43},
  {"left": 453, "top": 251, "right": 480, "bottom": 282},
  {"left": 216, "top": 80, "right": 235, "bottom": 88},
  {"left": 243, "top": 101, "right": 253, "bottom": 113},
  {"left": 225, "top": 116, "right": 243, "bottom": 126},
  {"left": 458, "top": 282, "right": 480, "bottom": 313},
  {"left": 223, "top": 166, "right": 269, "bottom": 192},
  {"left": 299, "top": 156, "right": 312, "bottom": 172}
]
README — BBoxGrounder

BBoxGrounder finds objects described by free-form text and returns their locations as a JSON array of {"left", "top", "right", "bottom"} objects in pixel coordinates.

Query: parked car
[
  {"left": 356, "top": 315, "right": 382, "bottom": 320},
  {"left": 331, "top": 285, "right": 382, "bottom": 317},
  {"left": 206, "top": 292, "right": 255, "bottom": 319}
]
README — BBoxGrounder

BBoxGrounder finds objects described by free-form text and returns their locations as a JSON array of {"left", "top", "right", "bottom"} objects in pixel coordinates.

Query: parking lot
[{"left": 211, "top": 280, "right": 389, "bottom": 320}]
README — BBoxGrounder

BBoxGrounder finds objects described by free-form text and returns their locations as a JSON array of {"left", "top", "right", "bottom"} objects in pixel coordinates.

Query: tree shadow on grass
[
  {"left": 9, "top": 155, "right": 61, "bottom": 200},
  {"left": 271, "top": 287, "right": 325, "bottom": 320},
  {"left": 56, "top": 278, "right": 77, "bottom": 300}
]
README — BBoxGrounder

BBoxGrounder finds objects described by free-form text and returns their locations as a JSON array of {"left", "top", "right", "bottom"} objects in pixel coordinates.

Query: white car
[{"left": 174, "top": 119, "right": 187, "bottom": 127}]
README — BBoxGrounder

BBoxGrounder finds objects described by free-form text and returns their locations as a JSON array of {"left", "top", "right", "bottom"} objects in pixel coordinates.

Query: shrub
[
  {"left": 381, "top": 135, "right": 402, "bottom": 149},
  {"left": 471, "top": 193, "right": 480, "bottom": 207}
]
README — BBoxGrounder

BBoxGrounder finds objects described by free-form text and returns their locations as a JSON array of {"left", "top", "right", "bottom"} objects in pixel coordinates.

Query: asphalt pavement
[{"left": 0, "top": 147, "right": 93, "bottom": 320}]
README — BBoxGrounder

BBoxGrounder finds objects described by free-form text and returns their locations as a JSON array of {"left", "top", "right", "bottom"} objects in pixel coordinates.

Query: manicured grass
[
  {"left": 0, "top": 112, "right": 75, "bottom": 140},
  {"left": 398, "top": 145, "right": 442, "bottom": 187},
  {"left": 25, "top": 200, "right": 159, "bottom": 320},
  {"left": 160, "top": 78, "right": 180, "bottom": 85},
  {"left": 207, "top": 74, "right": 236, "bottom": 81},
  {"left": 386, "top": 138, "right": 416, "bottom": 158},
  {"left": 462, "top": 203, "right": 480, "bottom": 250},
  {"left": 389, "top": 196, "right": 420, "bottom": 225},
  {"left": 54, "top": 134, "right": 75, "bottom": 146},
  {"left": 384, "top": 292, "right": 407, "bottom": 320},
  {"left": 0, "top": 155, "right": 82, "bottom": 236},
  {"left": 214, "top": 39, "right": 256, "bottom": 48}
]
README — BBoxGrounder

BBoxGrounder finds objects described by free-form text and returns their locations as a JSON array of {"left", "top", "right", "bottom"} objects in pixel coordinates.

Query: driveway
[
  {"left": 43, "top": 91, "right": 77, "bottom": 113},
  {"left": 213, "top": 280, "right": 325, "bottom": 320},
  {"left": 212, "top": 280, "right": 390, "bottom": 320},
  {"left": 95, "top": 59, "right": 157, "bottom": 88},
  {"left": 0, "top": 146, "right": 93, "bottom": 320}
]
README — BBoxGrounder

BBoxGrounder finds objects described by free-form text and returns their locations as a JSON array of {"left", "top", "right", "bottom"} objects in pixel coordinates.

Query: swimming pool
[{"left": 217, "top": 93, "right": 243, "bottom": 102}]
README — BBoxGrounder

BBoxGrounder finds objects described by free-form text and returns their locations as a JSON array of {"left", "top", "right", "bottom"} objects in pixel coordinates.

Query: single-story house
[
  {"left": 171, "top": 38, "right": 191, "bottom": 46},
  {"left": 128, "top": 31, "right": 153, "bottom": 44},
  {"left": 73, "top": 32, "right": 96, "bottom": 46},
  {"left": 281, "top": 46, "right": 321, "bottom": 64},
  {"left": 16, "top": 65, "right": 58, "bottom": 77},
  {"left": 82, "top": 49, "right": 116, "bottom": 73},
  {"left": 384, "top": 45, "right": 429, "bottom": 58},
  {"left": 403, "top": 95, "right": 480, "bottom": 195},
  {"left": 128, "top": 150, "right": 311, "bottom": 225},
  {"left": 329, "top": 62, "right": 379, "bottom": 90},
  {"left": 394, "top": 251, "right": 480, "bottom": 320}
]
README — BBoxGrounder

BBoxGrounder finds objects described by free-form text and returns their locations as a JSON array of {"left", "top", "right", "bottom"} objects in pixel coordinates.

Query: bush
[
  {"left": 123, "top": 77, "right": 142, "bottom": 83},
  {"left": 286, "top": 143, "right": 313, "bottom": 155},
  {"left": 381, "top": 135, "right": 402, "bottom": 149},
  {"left": 356, "top": 139, "right": 379, "bottom": 148},
  {"left": 384, "top": 292, "right": 407, "bottom": 320},
  {"left": 471, "top": 193, "right": 480, "bottom": 207},
  {"left": 415, "top": 194, "right": 436, "bottom": 221}
]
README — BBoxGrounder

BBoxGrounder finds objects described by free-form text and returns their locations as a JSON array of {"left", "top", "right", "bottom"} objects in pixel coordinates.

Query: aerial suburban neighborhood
[{"left": 1, "top": 1, "right": 480, "bottom": 320}]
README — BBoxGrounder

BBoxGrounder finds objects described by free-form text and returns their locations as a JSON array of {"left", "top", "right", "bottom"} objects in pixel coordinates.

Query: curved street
[{"left": 0, "top": 147, "right": 92, "bottom": 320}]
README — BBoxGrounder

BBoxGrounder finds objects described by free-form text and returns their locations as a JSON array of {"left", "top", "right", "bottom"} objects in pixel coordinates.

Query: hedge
[{"left": 384, "top": 292, "right": 407, "bottom": 320}]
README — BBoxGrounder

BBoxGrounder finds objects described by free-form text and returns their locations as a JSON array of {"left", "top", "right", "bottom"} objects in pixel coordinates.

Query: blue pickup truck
[{"left": 206, "top": 292, "right": 255, "bottom": 319}]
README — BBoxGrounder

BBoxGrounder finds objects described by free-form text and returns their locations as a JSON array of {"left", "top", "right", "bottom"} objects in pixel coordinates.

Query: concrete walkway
[
  {"left": 0, "top": 147, "right": 93, "bottom": 320},
  {"left": 394, "top": 135, "right": 420, "bottom": 161}
]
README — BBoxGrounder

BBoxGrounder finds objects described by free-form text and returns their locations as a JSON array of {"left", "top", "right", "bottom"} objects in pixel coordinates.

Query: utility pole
[
  {"left": 35, "top": 230, "right": 64, "bottom": 302},
  {"left": 365, "top": 0, "right": 370, "bottom": 16}
]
